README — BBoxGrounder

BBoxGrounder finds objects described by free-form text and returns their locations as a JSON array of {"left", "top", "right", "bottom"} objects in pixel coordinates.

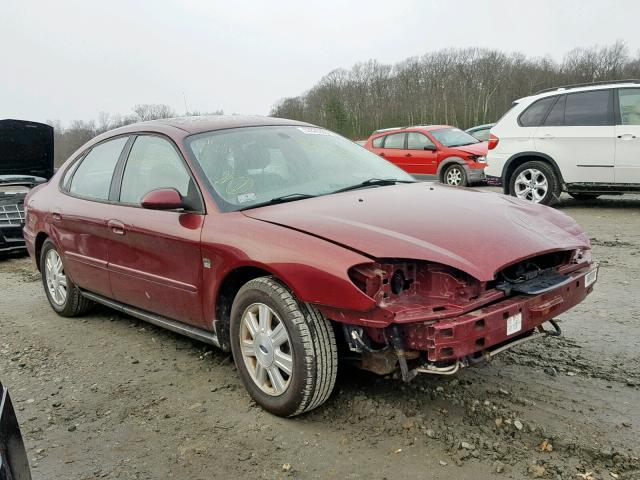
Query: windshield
[
  {"left": 430, "top": 128, "right": 480, "bottom": 147},
  {"left": 185, "top": 125, "right": 414, "bottom": 212}
]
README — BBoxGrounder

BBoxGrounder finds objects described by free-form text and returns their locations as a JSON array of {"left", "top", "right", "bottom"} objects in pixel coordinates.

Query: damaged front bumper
[{"left": 331, "top": 263, "right": 598, "bottom": 380}]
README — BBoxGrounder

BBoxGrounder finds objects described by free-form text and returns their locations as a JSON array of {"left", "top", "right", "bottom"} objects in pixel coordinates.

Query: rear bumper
[{"left": 401, "top": 264, "right": 596, "bottom": 362}]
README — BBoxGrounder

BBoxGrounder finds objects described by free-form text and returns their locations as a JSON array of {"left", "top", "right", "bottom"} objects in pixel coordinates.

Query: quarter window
[
  {"left": 407, "top": 132, "right": 436, "bottom": 150},
  {"left": 383, "top": 133, "right": 405, "bottom": 149},
  {"left": 68, "top": 137, "right": 128, "bottom": 200},
  {"left": 372, "top": 136, "right": 384, "bottom": 148},
  {"left": 119, "top": 136, "right": 193, "bottom": 206},
  {"left": 618, "top": 88, "right": 640, "bottom": 125},
  {"left": 519, "top": 96, "right": 557, "bottom": 127},
  {"left": 543, "top": 95, "right": 566, "bottom": 126},
  {"left": 564, "top": 90, "right": 612, "bottom": 126}
]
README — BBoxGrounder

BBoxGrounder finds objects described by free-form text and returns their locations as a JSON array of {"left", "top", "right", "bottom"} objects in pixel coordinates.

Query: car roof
[
  {"left": 372, "top": 125, "right": 453, "bottom": 135},
  {"left": 100, "top": 115, "right": 315, "bottom": 139},
  {"left": 466, "top": 123, "right": 495, "bottom": 132},
  {"left": 518, "top": 81, "right": 640, "bottom": 104}
]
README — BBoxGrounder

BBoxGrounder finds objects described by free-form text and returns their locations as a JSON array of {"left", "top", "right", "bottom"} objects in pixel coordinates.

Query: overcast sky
[{"left": 2, "top": 0, "right": 639, "bottom": 125}]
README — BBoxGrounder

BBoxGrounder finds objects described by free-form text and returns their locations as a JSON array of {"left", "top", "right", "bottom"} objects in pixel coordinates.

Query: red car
[
  {"left": 364, "top": 125, "right": 487, "bottom": 186},
  {"left": 24, "top": 116, "right": 597, "bottom": 417}
]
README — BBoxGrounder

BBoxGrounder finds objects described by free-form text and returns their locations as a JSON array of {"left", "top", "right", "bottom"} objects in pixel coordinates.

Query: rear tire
[
  {"left": 230, "top": 276, "right": 338, "bottom": 417},
  {"left": 40, "top": 239, "right": 94, "bottom": 317},
  {"left": 443, "top": 164, "right": 467, "bottom": 187},
  {"left": 509, "top": 160, "right": 561, "bottom": 206},
  {"left": 569, "top": 193, "right": 601, "bottom": 200}
]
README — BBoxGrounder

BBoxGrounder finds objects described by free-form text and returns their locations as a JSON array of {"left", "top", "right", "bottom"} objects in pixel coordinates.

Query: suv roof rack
[
  {"left": 373, "top": 126, "right": 407, "bottom": 134},
  {"left": 535, "top": 79, "right": 640, "bottom": 95}
]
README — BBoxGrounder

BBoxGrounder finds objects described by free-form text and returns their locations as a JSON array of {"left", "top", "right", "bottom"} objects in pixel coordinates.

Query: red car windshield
[
  {"left": 185, "top": 126, "right": 414, "bottom": 211},
  {"left": 430, "top": 128, "right": 480, "bottom": 148}
]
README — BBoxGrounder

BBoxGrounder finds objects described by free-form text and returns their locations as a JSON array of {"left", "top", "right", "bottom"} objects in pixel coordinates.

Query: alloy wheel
[
  {"left": 239, "top": 303, "right": 293, "bottom": 396},
  {"left": 514, "top": 168, "right": 548, "bottom": 203},
  {"left": 45, "top": 249, "right": 67, "bottom": 306},
  {"left": 446, "top": 167, "right": 463, "bottom": 186}
]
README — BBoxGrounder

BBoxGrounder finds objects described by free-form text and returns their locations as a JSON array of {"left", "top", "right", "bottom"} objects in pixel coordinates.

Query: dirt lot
[{"left": 1, "top": 190, "right": 639, "bottom": 480}]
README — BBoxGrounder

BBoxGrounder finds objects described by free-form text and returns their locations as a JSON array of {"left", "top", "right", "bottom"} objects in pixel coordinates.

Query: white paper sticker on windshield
[
  {"left": 297, "top": 127, "right": 334, "bottom": 136},
  {"left": 237, "top": 192, "right": 257, "bottom": 204}
]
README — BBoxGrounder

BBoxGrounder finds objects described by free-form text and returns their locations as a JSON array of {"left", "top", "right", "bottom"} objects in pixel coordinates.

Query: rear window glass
[
  {"left": 69, "top": 137, "right": 128, "bottom": 200},
  {"left": 383, "top": 133, "right": 405, "bottom": 149},
  {"left": 372, "top": 136, "right": 384, "bottom": 148},
  {"left": 519, "top": 96, "right": 557, "bottom": 127},
  {"left": 565, "top": 90, "right": 612, "bottom": 126},
  {"left": 618, "top": 88, "right": 640, "bottom": 125}
]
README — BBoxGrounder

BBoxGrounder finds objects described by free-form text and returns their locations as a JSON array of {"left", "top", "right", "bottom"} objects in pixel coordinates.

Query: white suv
[{"left": 485, "top": 80, "right": 640, "bottom": 205}]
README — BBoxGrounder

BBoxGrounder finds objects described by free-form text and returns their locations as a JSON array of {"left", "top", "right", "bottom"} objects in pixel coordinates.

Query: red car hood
[
  {"left": 242, "top": 183, "right": 588, "bottom": 281},
  {"left": 452, "top": 141, "right": 488, "bottom": 156}
]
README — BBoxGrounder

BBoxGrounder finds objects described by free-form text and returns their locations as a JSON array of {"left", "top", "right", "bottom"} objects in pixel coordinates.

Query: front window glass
[
  {"left": 69, "top": 136, "right": 128, "bottom": 200},
  {"left": 186, "top": 126, "right": 414, "bottom": 212},
  {"left": 407, "top": 132, "right": 436, "bottom": 149},
  {"left": 430, "top": 128, "right": 479, "bottom": 147},
  {"left": 120, "top": 136, "right": 192, "bottom": 205},
  {"left": 618, "top": 88, "right": 640, "bottom": 125}
]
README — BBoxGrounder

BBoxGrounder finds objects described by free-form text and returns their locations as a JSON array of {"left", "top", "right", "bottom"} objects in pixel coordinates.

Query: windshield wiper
[
  {"left": 238, "top": 193, "right": 317, "bottom": 211},
  {"left": 330, "top": 178, "right": 415, "bottom": 194}
]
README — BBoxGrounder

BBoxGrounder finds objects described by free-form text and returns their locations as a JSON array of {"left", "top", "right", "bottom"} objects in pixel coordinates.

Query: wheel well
[
  {"left": 503, "top": 155, "right": 562, "bottom": 194},
  {"left": 438, "top": 160, "right": 465, "bottom": 182},
  {"left": 34, "top": 233, "right": 49, "bottom": 270},
  {"left": 214, "top": 266, "right": 273, "bottom": 352}
]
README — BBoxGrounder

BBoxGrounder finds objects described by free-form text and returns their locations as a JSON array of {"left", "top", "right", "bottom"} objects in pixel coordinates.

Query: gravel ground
[{"left": 1, "top": 189, "right": 639, "bottom": 479}]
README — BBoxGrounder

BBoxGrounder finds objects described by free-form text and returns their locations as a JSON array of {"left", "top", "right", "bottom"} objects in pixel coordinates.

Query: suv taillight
[{"left": 488, "top": 133, "right": 499, "bottom": 150}]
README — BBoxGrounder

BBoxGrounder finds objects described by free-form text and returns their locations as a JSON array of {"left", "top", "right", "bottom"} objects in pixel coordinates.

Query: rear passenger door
[
  {"left": 614, "top": 88, "right": 640, "bottom": 183},
  {"left": 534, "top": 90, "right": 615, "bottom": 183},
  {"left": 107, "top": 134, "right": 207, "bottom": 327},
  {"left": 58, "top": 136, "right": 130, "bottom": 298}
]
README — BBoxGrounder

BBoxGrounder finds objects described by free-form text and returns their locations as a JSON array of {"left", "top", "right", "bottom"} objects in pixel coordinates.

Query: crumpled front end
[{"left": 319, "top": 250, "right": 597, "bottom": 379}]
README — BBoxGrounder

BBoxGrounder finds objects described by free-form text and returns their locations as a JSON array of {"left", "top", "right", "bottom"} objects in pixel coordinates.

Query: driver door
[{"left": 107, "top": 134, "right": 207, "bottom": 327}]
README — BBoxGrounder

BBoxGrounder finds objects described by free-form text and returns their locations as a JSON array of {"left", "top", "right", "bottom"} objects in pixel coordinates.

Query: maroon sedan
[{"left": 24, "top": 116, "right": 597, "bottom": 416}]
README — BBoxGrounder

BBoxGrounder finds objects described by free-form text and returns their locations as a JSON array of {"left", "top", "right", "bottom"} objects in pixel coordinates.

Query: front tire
[
  {"left": 509, "top": 161, "right": 561, "bottom": 206},
  {"left": 443, "top": 164, "right": 467, "bottom": 186},
  {"left": 230, "top": 277, "right": 338, "bottom": 417},
  {"left": 40, "top": 239, "right": 93, "bottom": 317}
]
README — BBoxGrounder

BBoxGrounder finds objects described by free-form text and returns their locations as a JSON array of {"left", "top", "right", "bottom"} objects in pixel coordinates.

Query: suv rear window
[
  {"left": 565, "top": 90, "right": 612, "bottom": 126},
  {"left": 518, "top": 96, "right": 557, "bottom": 127}
]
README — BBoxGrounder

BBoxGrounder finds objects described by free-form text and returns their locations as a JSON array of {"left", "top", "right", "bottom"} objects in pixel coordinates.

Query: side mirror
[
  {"left": 424, "top": 145, "right": 437, "bottom": 151},
  {"left": 140, "top": 188, "right": 184, "bottom": 210}
]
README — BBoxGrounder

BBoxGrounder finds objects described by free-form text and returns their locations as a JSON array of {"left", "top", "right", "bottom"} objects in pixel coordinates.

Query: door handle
[
  {"left": 107, "top": 219, "right": 125, "bottom": 235},
  {"left": 405, "top": 153, "right": 413, "bottom": 157},
  {"left": 51, "top": 209, "right": 62, "bottom": 222},
  {"left": 617, "top": 134, "right": 637, "bottom": 139},
  {"left": 379, "top": 152, "right": 386, "bottom": 157}
]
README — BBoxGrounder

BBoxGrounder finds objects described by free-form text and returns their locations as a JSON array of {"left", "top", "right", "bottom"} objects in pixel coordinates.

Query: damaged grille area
[{"left": 496, "top": 251, "right": 573, "bottom": 295}]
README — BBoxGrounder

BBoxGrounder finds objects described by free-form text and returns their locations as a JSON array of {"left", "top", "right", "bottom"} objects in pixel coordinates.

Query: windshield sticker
[
  {"left": 237, "top": 192, "right": 257, "bottom": 204},
  {"left": 297, "top": 127, "right": 335, "bottom": 136}
]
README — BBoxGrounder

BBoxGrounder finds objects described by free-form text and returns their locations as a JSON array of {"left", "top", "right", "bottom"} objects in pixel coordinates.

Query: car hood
[
  {"left": 242, "top": 183, "right": 588, "bottom": 281},
  {"left": 452, "top": 142, "right": 488, "bottom": 156},
  {"left": 0, "top": 119, "right": 54, "bottom": 179}
]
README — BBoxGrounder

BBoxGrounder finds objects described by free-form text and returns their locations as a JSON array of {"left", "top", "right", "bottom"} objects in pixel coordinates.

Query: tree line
[
  {"left": 48, "top": 105, "right": 223, "bottom": 166},
  {"left": 271, "top": 41, "right": 640, "bottom": 139}
]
